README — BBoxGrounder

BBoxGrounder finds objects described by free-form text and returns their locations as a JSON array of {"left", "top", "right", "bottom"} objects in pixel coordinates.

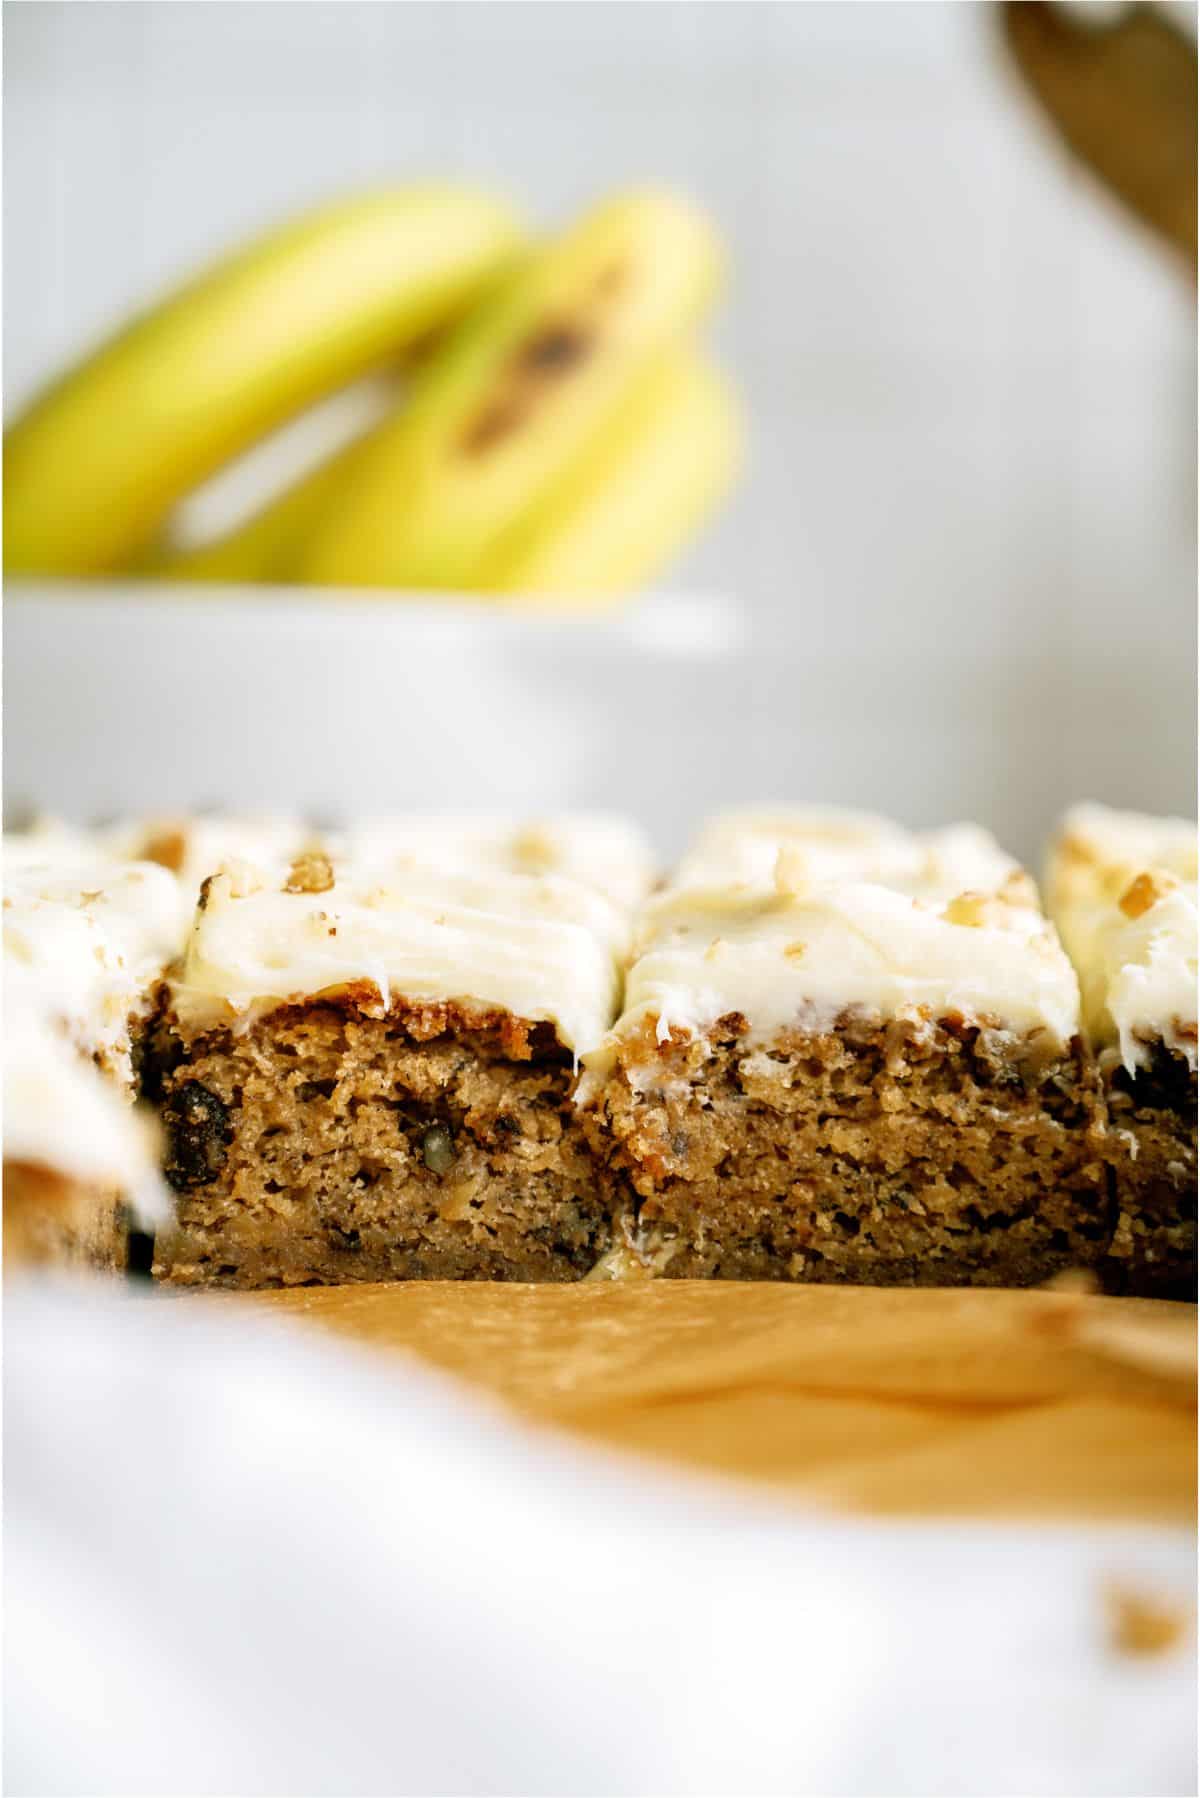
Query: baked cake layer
[
  {"left": 3, "top": 1163, "right": 128, "bottom": 1270},
  {"left": 1103, "top": 1047, "right": 1197, "bottom": 1298},
  {"left": 151, "top": 993, "right": 613, "bottom": 1288},
  {"left": 583, "top": 1011, "right": 1109, "bottom": 1286}
]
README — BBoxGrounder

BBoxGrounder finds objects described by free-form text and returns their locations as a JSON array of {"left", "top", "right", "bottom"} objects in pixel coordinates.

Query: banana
[
  {"left": 144, "top": 435, "right": 368, "bottom": 586},
  {"left": 299, "top": 188, "right": 722, "bottom": 590},
  {"left": 4, "top": 185, "right": 524, "bottom": 577},
  {"left": 480, "top": 350, "right": 740, "bottom": 606},
  {"left": 157, "top": 347, "right": 739, "bottom": 602}
]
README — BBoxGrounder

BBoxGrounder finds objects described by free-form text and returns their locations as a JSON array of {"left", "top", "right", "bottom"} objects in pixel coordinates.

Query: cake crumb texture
[
  {"left": 152, "top": 995, "right": 614, "bottom": 1287},
  {"left": 583, "top": 1011, "right": 1113, "bottom": 1287}
]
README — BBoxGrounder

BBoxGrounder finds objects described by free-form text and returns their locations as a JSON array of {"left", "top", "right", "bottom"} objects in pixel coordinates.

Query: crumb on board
[{"left": 1105, "top": 1583, "right": 1192, "bottom": 1659}]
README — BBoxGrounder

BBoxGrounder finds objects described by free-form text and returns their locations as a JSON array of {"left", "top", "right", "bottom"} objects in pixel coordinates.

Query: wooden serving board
[{"left": 216, "top": 1281, "right": 1197, "bottom": 1523}]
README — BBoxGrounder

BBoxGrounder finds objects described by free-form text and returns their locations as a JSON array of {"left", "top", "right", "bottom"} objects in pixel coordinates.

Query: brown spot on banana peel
[
  {"left": 460, "top": 396, "right": 532, "bottom": 454},
  {"left": 516, "top": 325, "right": 592, "bottom": 373},
  {"left": 459, "top": 321, "right": 596, "bottom": 455},
  {"left": 454, "top": 257, "right": 632, "bottom": 458},
  {"left": 592, "top": 259, "right": 628, "bottom": 298}
]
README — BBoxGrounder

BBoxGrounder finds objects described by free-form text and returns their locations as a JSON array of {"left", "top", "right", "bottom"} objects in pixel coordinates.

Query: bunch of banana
[
  {"left": 5, "top": 185, "right": 740, "bottom": 605},
  {"left": 4, "top": 187, "right": 524, "bottom": 578}
]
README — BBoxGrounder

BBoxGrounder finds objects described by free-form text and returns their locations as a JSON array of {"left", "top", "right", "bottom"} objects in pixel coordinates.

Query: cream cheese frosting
[
  {"left": 4, "top": 846, "right": 186, "bottom": 1081},
  {"left": 1048, "top": 804, "right": 1198, "bottom": 900},
  {"left": 588, "top": 849, "right": 1080, "bottom": 1072},
  {"left": 336, "top": 812, "right": 657, "bottom": 911},
  {"left": 1047, "top": 805, "right": 1198, "bottom": 1071},
  {"left": 99, "top": 812, "right": 314, "bottom": 895},
  {"left": 4, "top": 1000, "right": 169, "bottom": 1226},
  {"left": 675, "top": 807, "right": 1018, "bottom": 898},
  {"left": 168, "top": 856, "right": 627, "bottom": 1055}
]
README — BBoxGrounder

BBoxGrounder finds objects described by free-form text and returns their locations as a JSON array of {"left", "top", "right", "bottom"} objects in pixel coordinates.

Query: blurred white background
[{"left": 4, "top": 1, "right": 1196, "bottom": 861}]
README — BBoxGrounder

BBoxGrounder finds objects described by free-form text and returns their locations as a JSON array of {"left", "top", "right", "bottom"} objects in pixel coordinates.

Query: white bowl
[
  {"left": 9, "top": 577, "right": 1180, "bottom": 867},
  {"left": 3, "top": 581, "right": 744, "bottom": 855}
]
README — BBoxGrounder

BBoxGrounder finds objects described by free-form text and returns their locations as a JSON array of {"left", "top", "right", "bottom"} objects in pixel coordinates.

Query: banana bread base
[
  {"left": 582, "top": 1009, "right": 1118, "bottom": 1287},
  {"left": 3, "top": 1162, "right": 129, "bottom": 1271},
  {"left": 1104, "top": 1044, "right": 1197, "bottom": 1298},
  {"left": 141, "top": 996, "right": 1193, "bottom": 1296},
  {"left": 149, "top": 988, "right": 613, "bottom": 1288}
]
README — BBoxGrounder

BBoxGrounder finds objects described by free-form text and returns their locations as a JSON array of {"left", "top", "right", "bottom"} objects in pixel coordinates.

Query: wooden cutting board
[{"left": 214, "top": 1281, "right": 1197, "bottom": 1523}]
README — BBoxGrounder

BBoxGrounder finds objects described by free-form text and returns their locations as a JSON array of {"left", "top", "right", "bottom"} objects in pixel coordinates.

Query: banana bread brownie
[
  {"left": 580, "top": 820, "right": 1111, "bottom": 1286},
  {"left": 149, "top": 853, "right": 628, "bottom": 1287},
  {"left": 1047, "top": 804, "right": 1197, "bottom": 1296}
]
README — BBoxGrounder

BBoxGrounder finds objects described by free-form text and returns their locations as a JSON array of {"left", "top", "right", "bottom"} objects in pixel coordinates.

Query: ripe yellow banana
[
  {"left": 4, "top": 185, "right": 524, "bottom": 577},
  {"left": 155, "top": 347, "right": 740, "bottom": 603},
  {"left": 482, "top": 350, "right": 740, "bottom": 606},
  {"left": 299, "top": 188, "right": 723, "bottom": 590},
  {"left": 144, "top": 435, "right": 368, "bottom": 586}
]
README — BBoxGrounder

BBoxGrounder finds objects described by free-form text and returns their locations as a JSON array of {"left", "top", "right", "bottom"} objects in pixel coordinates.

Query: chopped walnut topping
[
  {"left": 943, "top": 891, "right": 992, "bottom": 928},
  {"left": 1119, "top": 869, "right": 1177, "bottom": 920},
  {"left": 222, "top": 858, "right": 264, "bottom": 900},
  {"left": 943, "top": 885, "right": 1039, "bottom": 930},
  {"left": 141, "top": 829, "right": 187, "bottom": 874},
  {"left": 998, "top": 869, "right": 1039, "bottom": 910},
  {"left": 511, "top": 825, "right": 557, "bottom": 873},
  {"left": 284, "top": 851, "right": 335, "bottom": 896},
  {"left": 1058, "top": 831, "right": 1099, "bottom": 867},
  {"left": 774, "top": 845, "right": 809, "bottom": 898}
]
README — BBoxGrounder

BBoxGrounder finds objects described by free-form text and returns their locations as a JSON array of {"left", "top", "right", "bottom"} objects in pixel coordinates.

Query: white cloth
[{"left": 4, "top": 1278, "right": 1195, "bottom": 1798}]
